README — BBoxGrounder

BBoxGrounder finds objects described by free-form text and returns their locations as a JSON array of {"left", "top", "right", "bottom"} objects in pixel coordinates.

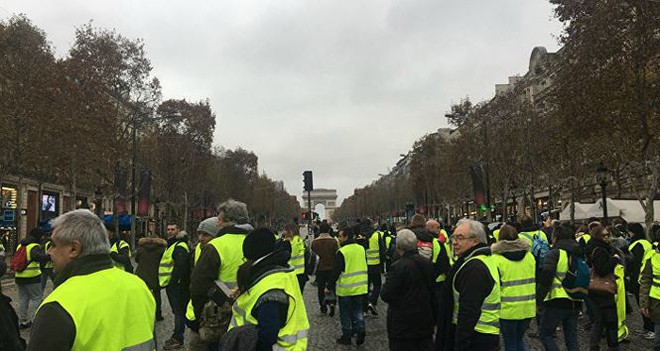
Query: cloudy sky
[{"left": 1, "top": 0, "right": 562, "bottom": 205}]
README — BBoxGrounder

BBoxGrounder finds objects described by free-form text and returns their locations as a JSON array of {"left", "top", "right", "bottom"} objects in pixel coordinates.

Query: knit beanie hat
[
  {"left": 197, "top": 217, "right": 221, "bottom": 237},
  {"left": 628, "top": 223, "right": 645, "bottom": 239},
  {"left": 243, "top": 227, "right": 276, "bottom": 261}
]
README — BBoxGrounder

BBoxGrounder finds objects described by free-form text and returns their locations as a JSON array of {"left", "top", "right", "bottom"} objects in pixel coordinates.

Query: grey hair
[
  {"left": 218, "top": 199, "right": 249, "bottom": 226},
  {"left": 52, "top": 209, "right": 110, "bottom": 257},
  {"left": 396, "top": 229, "right": 418, "bottom": 252},
  {"left": 456, "top": 218, "right": 487, "bottom": 244}
]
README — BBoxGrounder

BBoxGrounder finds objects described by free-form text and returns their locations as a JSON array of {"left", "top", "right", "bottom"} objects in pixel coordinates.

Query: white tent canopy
[{"left": 560, "top": 198, "right": 660, "bottom": 223}]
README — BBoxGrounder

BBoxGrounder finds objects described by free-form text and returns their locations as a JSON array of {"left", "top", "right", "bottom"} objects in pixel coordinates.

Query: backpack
[
  {"left": 561, "top": 252, "right": 590, "bottom": 300},
  {"left": 9, "top": 246, "right": 28, "bottom": 272},
  {"left": 530, "top": 232, "right": 550, "bottom": 264},
  {"left": 417, "top": 240, "right": 433, "bottom": 260}
]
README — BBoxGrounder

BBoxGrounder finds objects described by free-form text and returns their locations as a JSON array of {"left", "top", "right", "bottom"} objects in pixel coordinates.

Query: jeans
[
  {"left": 501, "top": 318, "right": 531, "bottom": 351},
  {"left": 166, "top": 283, "right": 187, "bottom": 341},
  {"left": 654, "top": 323, "right": 660, "bottom": 351},
  {"left": 539, "top": 306, "right": 580, "bottom": 351},
  {"left": 367, "top": 270, "right": 382, "bottom": 306},
  {"left": 589, "top": 304, "right": 619, "bottom": 351},
  {"left": 40, "top": 268, "right": 55, "bottom": 290},
  {"left": 17, "top": 282, "right": 43, "bottom": 324},
  {"left": 338, "top": 295, "right": 365, "bottom": 338},
  {"left": 316, "top": 270, "right": 336, "bottom": 311}
]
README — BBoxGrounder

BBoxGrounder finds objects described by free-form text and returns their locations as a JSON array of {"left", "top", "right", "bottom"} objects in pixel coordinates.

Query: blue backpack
[
  {"left": 561, "top": 252, "right": 590, "bottom": 300},
  {"left": 523, "top": 231, "right": 550, "bottom": 264}
]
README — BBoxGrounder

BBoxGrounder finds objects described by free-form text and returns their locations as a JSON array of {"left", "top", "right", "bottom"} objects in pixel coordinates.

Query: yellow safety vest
[
  {"left": 159, "top": 241, "right": 190, "bottom": 287},
  {"left": 519, "top": 231, "right": 548, "bottom": 247},
  {"left": 366, "top": 231, "right": 382, "bottom": 266},
  {"left": 288, "top": 236, "right": 306, "bottom": 274},
  {"left": 336, "top": 243, "right": 368, "bottom": 297},
  {"left": 228, "top": 268, "right": 309, "bottom": 351},
  {"left": 493, "top": 229, "right": 500, "bottom": 241},
  {"left": 15, "top": 243, "right": 41, "bottom": 278},
  {"left": 614, "top": 264, "right": 628, "bottom": 341},
  {"left": 649, "top": 252, "right": 660, "bottom": 300},
  {"left": 545, "top": 249, "right": 582, "bottom": 302},
  {"left": 432, "top": 240, "right": 453, "bottom": 283},
  {"left": 452, "top": 253, "right": 501, "bottom": 335},
  {"left": 385, "top": 235, "right": 392, "bottom": 251},
  {"left": 44, "top": 241, "right": 54, "bottom": 269},
  {"left": 208, "top": 233, "right": 246, "bottom": 289},
  {"left": 632, "top": 240, "right": 654, "bottom": 284},
  {"left": 492, "top": 251, "right": 536, "bottom": 320},
  {"left": 110, "top": 240, "right": 131, "bottom": 270},
  {"left": 39, "top": 267, "right": 155, "bottom": 351},
  {"left": 185, "top": 243, "right": 203, "bottom": 321},
  {"left": 579, "top": 234, "right": 591, "bottom": 246}
]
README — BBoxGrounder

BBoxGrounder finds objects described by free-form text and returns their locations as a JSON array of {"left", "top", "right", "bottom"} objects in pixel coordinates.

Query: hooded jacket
[
  {"left": 135, "top": 236, "right": 167, "bottom": 290},
  {"left": 490, "top": 238, "right": 530, "bottom": 261},
  {"left": 537, "top": 238, "right": 582, "bottom": 309}
]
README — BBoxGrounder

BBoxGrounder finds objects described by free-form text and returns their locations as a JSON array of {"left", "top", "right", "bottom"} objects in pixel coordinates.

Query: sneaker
[
  {"left": 163, "top": 339, "right": 184, "bottom": 350},
  {"left": 367, "top": 303, "right": 378, "bottom": 316},
  {"left": 18, "top": 321, "right": 32, "bottom": 329},
  {"left": 356, "top": 332, "right": 366, "bottom": 345},
  {"left": 336, "top": 336, "right": 351, "bottom": 345},
  {"left": 329, "top": 304, "right": 336, "bottom": 317},
  {"left": 642, "top": 331, "right": 656, "bottom": 340}
]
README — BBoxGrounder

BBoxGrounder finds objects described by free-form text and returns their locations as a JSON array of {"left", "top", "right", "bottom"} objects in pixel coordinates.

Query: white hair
[
  {"left": 456, "top": 218, "right": 487, "bottom": 244},
  {"left": 52, "top": 209, "right": 110, "bottom": 257},
  {"left": 217, "top": 199, "right": 249, "bottom": 226},
  {"left": 396, "top": 229, "right": 418, "bottom": 252}
]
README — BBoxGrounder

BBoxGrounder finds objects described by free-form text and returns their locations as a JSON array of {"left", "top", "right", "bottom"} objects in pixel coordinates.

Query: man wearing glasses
[{"left": 442, "top": 219, "right": 500, "bottom": 351}]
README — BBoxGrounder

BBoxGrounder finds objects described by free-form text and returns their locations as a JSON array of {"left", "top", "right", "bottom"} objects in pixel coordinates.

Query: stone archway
[{"left": 301, "top": 188, "right": 338, "bottom": 220}]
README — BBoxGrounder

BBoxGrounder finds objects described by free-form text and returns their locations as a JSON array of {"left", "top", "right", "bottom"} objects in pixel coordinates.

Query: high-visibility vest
[
  {"left": 649, "top": 252, "right": 660, "bottom": 300},
  {"left": 632, "top": 240, "right": 653, "bottom": 284},
  {"left": 288, "top": 236, "right": 306, "bottom": 274},
  {"left": 384, "top": 235, "right": 392, "bottom": 251},
  {"left": 545, "top": 249, "right": 582, "bottom": 302},
  {"left": 579, "top": 234, "right": 591, "bottom": 246},
  {"left": 44, "top": 241, "right": 54, "bottom": 269},
  {"left": 493, "top": 229, "right": 500, "bottom": 241},
  {"left": 185, "top": 243, "right": 203, "bottom": 321},
  {"left": 15, "top": 243, "right": 41, "bottom": 278},
  {"left": 452, "top": 253, "right": 501, "bottom": 334},
  {"left": 432, "top": 240, "right": 453, "bottom": 283},
  {"left": 228, "top": 267, "right": 309, "bottom": 350},
  {"left": 39, "top": 267, "right": 155, "bottom": 351},
  {"left": 159, "top": 241, "right": 190, "bottom": 287},
  {"left": 208, "top": 233, "right": 246, "bottom": 289},
  {"left": 366, "top": 231, "right": 382, "bottom": 266},
  {"left": 110, "top": 240, "right": 131, "bottom": 270},
  {"left": 492, "top": 251, "right": 536, "bottom": 320},
  {"left": 336, "top": 243, "right": 368, "bottom": 297},
  {"left": 614, "top": 264, "right": 628, "bottom": 341}
]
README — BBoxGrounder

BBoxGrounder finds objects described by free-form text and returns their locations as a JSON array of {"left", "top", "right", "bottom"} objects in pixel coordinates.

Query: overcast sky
[{"left": 2, "top": 1, "right": 562, "bottom": 206}]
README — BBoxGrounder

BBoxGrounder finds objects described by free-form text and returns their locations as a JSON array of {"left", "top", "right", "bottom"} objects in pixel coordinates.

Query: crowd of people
[{"left": 2, "top": 198, "right": 660, "bottom": 351}]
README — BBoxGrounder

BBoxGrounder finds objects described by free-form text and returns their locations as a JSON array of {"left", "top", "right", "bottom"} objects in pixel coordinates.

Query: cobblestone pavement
[{"left": 4, "top": 275, "right": 655, "bottom": 350}]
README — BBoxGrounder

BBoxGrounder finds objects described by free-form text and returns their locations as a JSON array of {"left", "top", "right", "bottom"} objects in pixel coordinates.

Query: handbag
[{"left": 588, "top": 268, "right": 617, "bottom": 295}]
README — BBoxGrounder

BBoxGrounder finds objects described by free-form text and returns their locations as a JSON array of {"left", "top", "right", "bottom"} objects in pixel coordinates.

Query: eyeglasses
[{"left": 451, "top": 235, "right": 475, "bottom": 242}]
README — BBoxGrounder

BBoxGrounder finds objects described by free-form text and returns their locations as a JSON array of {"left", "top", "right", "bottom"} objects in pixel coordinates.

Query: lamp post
[
  {"left": 596, "top": 162, "right": 609, "bottom": 224},
  {"left": 94, "top": 188, "right": 103, "bottom": 217}
]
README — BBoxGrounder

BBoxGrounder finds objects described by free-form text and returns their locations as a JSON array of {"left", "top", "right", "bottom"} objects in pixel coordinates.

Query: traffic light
[{"left": 303, "top": 171, "right": 313, "bottom": 192}]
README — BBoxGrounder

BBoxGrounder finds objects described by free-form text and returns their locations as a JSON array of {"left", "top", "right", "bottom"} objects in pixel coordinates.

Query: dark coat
[
  {"left": 585, "top": 238, "right": 618, "bottom": 307},
  {"left": 381, "top": 250, "right": 435, "bottom": 340},
  {"left": 537, "top": 238, "right": 583, "bottom": 309},
  {"left": 135, "top": 236, "right": 167, "bottom": 290}
]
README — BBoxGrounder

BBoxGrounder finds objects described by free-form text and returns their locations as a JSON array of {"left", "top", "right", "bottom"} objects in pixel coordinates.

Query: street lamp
[
  {"left": 596, "top": 162, "right": 609, "bottom": 224},
  {"left": 94, "top": 188, "right": 103, "bottom": 217}
]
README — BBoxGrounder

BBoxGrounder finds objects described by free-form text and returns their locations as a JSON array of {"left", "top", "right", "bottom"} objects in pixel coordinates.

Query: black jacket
[
  {"left": 411, "top": 228, "right": 451, "bottom": 286},
  {"left": 165, "top": 233, "right": 190, "bottom": 286},
  {"left": 585, "top": 238, "right": 618, "bottom": 307},
  {"left": 109, "top": 237, "right": 134, "bottom": 273},
  {"left": 381, "top": 250, "right": 435, "bottom": 339},
  {"left": 439, "top": 243, "right": 498, "bottom": 351},
  {"left": 628, "top": 235, "right": 649, "bottom": 293},
  {"left": 537, "top": 238, "right": 583, "bottom": 309},
  {"left": 0, "top": 259, "right": 25, "bottom": 351}
]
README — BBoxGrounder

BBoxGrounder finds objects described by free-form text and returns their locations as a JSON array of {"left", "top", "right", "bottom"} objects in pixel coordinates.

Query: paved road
[{"left": 4, "top": 275, "right": 655, "bottom": 350}]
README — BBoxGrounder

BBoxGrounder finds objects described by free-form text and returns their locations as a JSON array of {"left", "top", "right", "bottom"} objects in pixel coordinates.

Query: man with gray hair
[
  {"left": 437, "top": 218, "right": 500, "bottom": 351},
  {"left": 190, "top": 199, "right": 253, "bottom": 347},
  {"left": 27, "top": 209, "right": 155, "bottom": 351},
  {"left": 381, "top": 229, "right": 435, "bottom": 350}
]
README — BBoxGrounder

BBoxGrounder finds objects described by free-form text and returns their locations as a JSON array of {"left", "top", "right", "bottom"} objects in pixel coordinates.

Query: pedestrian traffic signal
[{"left": 303, "top": 171, "right": 313, "bottom": 192}]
